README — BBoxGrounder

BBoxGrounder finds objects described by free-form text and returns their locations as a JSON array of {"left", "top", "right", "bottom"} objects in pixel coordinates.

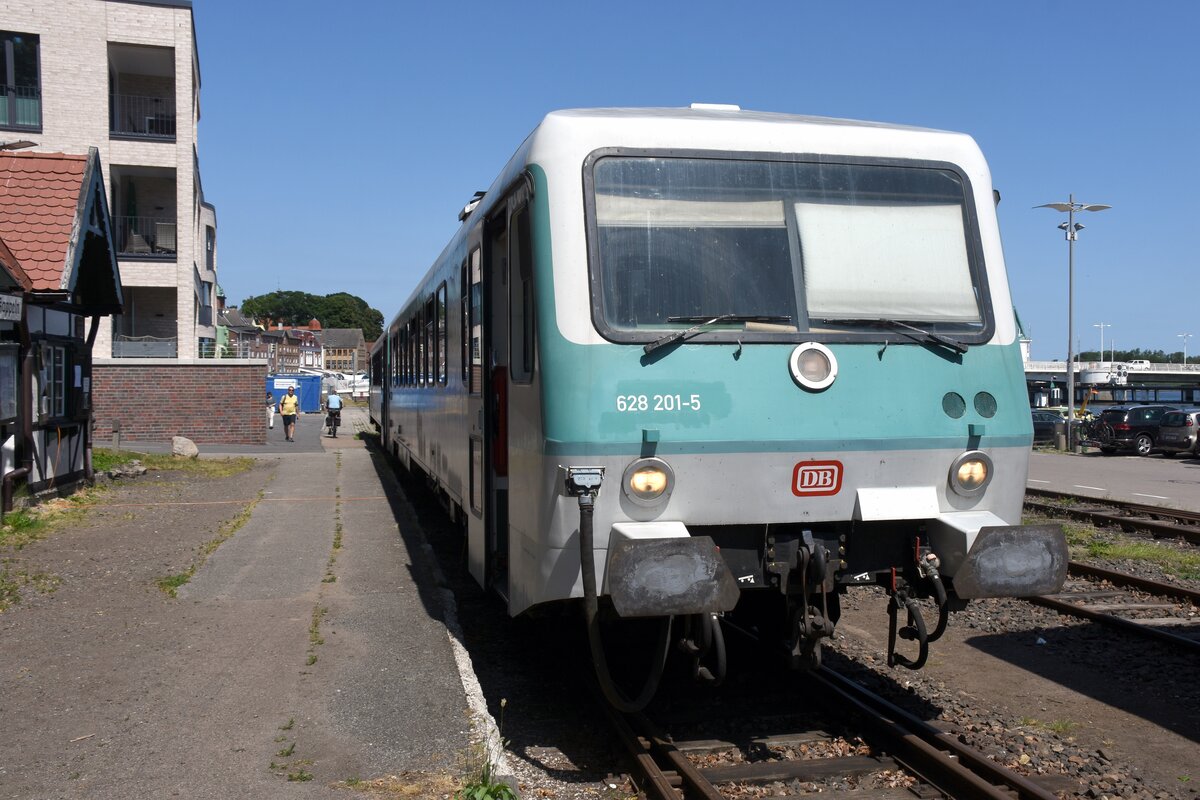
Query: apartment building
[{"left": 1, "top": 0, "right": 217, "bottom": 359}]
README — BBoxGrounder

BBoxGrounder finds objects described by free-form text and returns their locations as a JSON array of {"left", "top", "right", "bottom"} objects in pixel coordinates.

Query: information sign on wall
[{"left": 0, "top": 293, "right": 22, "bottom": 323}]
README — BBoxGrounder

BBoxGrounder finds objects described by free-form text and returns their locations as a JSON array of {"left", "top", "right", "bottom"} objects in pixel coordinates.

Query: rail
[
  {"left": 601, "top": 661, "right": 1061, "bottom": 799},
  {"left": 1024, "top": 488, "right": 1200, "bottom": 545},
  {"left": 1031, "top": 563, "right": 1200, "bottom": 654}
]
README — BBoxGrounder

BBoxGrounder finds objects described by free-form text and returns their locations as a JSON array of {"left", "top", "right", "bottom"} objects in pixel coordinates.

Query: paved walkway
[{"left": 3, "top": 403, "right": 481, "bottom": 797}]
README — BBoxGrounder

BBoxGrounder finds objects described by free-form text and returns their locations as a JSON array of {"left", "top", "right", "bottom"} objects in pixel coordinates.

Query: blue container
[{"left": 267, "top": 374, "right": 322, "bottom": 413}]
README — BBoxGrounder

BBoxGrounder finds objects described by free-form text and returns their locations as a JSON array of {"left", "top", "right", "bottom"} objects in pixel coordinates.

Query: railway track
[
  {"left": 1024, "top": 487, "right": 1200, "bottom": 544},
  {"left": 1031, "top": 562, "right": 1200, "bottom": 653},
  {"left": 603, "top": 668, "right": 1068, "bottom": 800}
]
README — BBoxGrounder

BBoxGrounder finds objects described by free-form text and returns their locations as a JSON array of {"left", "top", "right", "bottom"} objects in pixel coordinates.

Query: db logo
[{"left": 792, "top": 460, "right": 843, "bottom": 497}]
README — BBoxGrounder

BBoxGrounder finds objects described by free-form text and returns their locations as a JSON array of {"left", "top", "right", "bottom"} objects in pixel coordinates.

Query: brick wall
[{"left": 92, "top": 361, "right": 267, "bottom": 445}]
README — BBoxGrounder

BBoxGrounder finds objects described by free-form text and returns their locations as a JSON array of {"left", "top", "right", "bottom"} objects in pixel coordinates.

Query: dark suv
[{"left": 1094, "top": 405, "right": 1178, "bottom": 456}]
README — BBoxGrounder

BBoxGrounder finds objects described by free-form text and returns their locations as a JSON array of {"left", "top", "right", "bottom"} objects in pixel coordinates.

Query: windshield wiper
[
  {"left": 643, "top": 314, "right": 793, "bottom": 356},
  {"left": 817, "top": 318, "right": 968, "bottom": 354}
]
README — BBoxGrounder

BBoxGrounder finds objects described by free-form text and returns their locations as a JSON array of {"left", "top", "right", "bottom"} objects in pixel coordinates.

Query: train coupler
[{"left": 783, "top": 531, "right": 836, "bottom": 671}]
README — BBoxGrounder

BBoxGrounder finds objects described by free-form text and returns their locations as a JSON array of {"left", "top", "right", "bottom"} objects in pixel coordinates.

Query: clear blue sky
[{"left": 195, "top": 1, "right": 1199, "bottom": 360}]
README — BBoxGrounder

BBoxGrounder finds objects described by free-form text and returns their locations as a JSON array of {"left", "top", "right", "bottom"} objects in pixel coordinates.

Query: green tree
[{"left": 239, "top": 290, "right": 383, "bottom": 341}]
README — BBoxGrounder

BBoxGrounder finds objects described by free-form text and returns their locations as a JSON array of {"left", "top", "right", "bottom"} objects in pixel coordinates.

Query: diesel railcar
[{"left": 369, "top": 106, "right": 1066, "bottom": 708}]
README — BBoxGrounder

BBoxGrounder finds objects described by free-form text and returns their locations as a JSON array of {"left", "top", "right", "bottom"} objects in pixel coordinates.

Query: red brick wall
[{"left": 92, "top": 362, "right": 267, "bottom": 444}]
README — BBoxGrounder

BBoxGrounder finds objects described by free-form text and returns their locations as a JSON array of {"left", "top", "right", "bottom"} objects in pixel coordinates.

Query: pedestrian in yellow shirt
[{"left": 278, "top": 386, "right": 300, "bottom": 442}]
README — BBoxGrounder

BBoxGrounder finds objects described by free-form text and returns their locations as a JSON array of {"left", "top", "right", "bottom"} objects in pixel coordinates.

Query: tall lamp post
[
  {"left": 1093, "top": 322, "right": 1109, "bottom": 364},
  {"left": 1180, "top": 332, "right": 1193, "bottom": 365},
  {"left": 1036, "top": 195, "right": 1111, "bottom": 449}
]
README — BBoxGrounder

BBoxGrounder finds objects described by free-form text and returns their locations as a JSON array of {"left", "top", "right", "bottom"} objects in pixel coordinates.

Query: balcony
[
  {"left": 109, "top": 92, "right": 176, "bottom": 140},
  {"left": 0, "top": 85, "right": 41, "bottom": 131},
  {"left": 113, "top": 335, "right": 177, "bottom": 358},
  {"left": 115, "top": 215, "right": 177, "bottom": 259}
]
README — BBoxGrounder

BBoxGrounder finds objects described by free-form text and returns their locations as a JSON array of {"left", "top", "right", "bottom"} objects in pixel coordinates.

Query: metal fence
[
  {"left": 109, "top": 92, "right": 176, "bottom": 138},
  {"left": 114, "top": 216, "right": 177, "bottom": 257},
  {"left": 113, "top": 335, "right": 177, "bottom": 358},
  {"left": 0, "top": 85, "right": 41, "bottom": 129}
]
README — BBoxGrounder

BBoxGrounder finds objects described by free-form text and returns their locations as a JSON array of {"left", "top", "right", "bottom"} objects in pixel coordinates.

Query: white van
[{"left": 1127, "top": 360, "right": 1151, "bottom": 370}]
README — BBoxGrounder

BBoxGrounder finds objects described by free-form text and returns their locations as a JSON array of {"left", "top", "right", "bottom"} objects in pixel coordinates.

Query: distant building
[
  {"left": 2, "top": 0, "right": 219, "bottom": 359},
  {"left": 322, "top": 328, "right": 366, "bottom": 374}
]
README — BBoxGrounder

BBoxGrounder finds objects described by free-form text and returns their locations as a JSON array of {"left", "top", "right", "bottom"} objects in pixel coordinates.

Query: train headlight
[
  {"left": 949, "top": 451, "right": 993, "bottom": 497},
  {"left": 622, "top": 458, "right": 675, "bottom": 506},
  {"left": 789, "top": 343, "right": 837, "bottom": 391}
]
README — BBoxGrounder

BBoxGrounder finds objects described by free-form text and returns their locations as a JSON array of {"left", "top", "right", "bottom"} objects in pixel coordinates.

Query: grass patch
[
  {"left": 156, "top": 490, "right": 262, "bottom": 597},
  {"left": 0, "top": 509, "right": 47, "bottom": 549},
  {"left": 0, "top": 561, "right": 61, "bottom": 612},
  {"left": 1064, "top": 524, "right": 1200, "bottom": 581},
  {"left": 336, "top": 772, "right": 461, "bottom": 796},
  {"left": 93, "top": 448, "right": 254, "bottom": 479},
  {"left": 309, "top": 605, "right": 326, "bottom": 646},
  {"left": 1020, "top": 716, "right": 1079, "bottom": 736},
  {"left": 90, "top": 448, "right": 140, "bottom": 472}
]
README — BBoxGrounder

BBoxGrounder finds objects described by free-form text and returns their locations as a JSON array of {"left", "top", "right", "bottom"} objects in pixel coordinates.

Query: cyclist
[{"left": 324, "top": 390, "right": 344, "bottom": 437}]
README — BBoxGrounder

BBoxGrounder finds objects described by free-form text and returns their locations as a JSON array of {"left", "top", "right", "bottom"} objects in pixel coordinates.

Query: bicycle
[{"left": 325, "top": 408, "right": 341, "bottom": 438}]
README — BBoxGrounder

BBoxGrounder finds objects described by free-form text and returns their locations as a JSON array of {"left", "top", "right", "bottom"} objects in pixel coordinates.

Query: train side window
[
  {"left": 403, "top": 326, "right": 412, "bottom": 388},
  {"left": 468, "top": 247, "right": 483, "bottom": 395},
  {"left": 510, "top": 204, "right": 535, "bottom": 384},
  {"left": 408, "top": 320, "right": 415, "bottom": 385},
  {"left": 425, "top": 294, "right": 436, "bottom": 387},
  {"left": 391, "top": 331, "right": 399, "bottom": 386},
  {"left": 437, "top": 282, "right": 448, "bottom": 385},
  {"left": 460, "top": 259, "right": 469, "bottom": 385},
  {"left": 415, "top": 310, "right": 425, "bottom": 385}
]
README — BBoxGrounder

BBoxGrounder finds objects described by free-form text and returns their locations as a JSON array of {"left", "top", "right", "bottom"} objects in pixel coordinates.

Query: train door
[
  {"left": 483, "top": 206, "right": 511, "bottom": 597},
  {"left": 464, "top": 234, "right": 489, "bottom": 587}
]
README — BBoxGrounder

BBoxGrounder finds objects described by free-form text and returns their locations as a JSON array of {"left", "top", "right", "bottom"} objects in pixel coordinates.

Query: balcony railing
[
  {"left": 110, "top": 93, "right": 176, "bottom": 139},
  {"left": 0, "top": 85, "right": 41, "bottom": 130},
  {"left": 115, "top": 216, "right": 177, "bottom": 258},
  {"left": 113, "top": 335, "right": 177, "bottom": 358}
]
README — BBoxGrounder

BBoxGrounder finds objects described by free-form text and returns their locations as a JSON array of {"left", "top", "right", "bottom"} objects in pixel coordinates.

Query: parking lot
[{"left": 1028, "top": 449, "right": 1200, "bottom": 511}]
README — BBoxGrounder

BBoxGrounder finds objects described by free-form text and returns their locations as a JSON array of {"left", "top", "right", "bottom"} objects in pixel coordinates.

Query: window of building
[
  {"left": 1, "top": 31, "right": 40, "bottom": 131},
  {"left": 39, "top": 342, "right": 67, "bottom": 418}
]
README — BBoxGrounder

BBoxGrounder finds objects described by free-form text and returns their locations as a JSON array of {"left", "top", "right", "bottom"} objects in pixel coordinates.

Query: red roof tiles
[
  {"left": 0, "top": 152, "right": 88, "bottom": 292},
  {"left": 0, "top": 234, "right": 33, "bottom": 291}
]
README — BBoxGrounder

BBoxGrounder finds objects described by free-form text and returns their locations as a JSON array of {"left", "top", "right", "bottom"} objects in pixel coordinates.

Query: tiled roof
[
  {"left": 322, "top": 328, "right": 365, "bottom": 348},
  {"left": 0, "top": 234, "right": 33, "bottom": 291},
  {"left": 0, "top": 152, "right": 88, "bottom": 292}
]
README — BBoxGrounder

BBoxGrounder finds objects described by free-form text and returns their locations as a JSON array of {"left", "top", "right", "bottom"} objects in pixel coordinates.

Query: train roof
[
  {"left": 377, "top": 106, "right": 991, "bottom": 338},
  {"left": 541, "top": 105, "right": 951, "bottom": 133}
]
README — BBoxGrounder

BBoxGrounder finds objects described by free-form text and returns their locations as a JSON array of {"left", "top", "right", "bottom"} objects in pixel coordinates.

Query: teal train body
[{"left": 369, "top": 107, "right": 1066, "bottom": 679}]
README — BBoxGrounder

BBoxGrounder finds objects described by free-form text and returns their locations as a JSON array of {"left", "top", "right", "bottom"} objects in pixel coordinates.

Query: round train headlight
[
  {"left": 789, "top": 342, "right": 837, "bottom": 391},
  {"left": 949, "top": 451, "right": 993, "bottom": 497},
  {"left": 622, "top": 457, "right": 674, "bottom": 507}
]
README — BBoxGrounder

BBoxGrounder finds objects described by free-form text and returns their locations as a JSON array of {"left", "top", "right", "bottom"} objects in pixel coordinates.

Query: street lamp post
[
  {"left": 1093, "top": 322, "right": 1109, "bottom": 364},
  {"left": 1036, "top": 195, "right": 1111, "bottom": 450},
  {"left": 1180, "top": 332, "right": 1193, "bottom": 365}
]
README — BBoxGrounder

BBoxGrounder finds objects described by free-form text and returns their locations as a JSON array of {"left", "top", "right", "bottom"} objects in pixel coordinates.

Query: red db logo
[{"left": 792, "top": 460, "right": 843, "bottom": 497}]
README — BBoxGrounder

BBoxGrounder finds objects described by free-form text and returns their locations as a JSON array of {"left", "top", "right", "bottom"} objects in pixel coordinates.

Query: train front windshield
[{"left": 587, "top": 155, "right": 990, "bottom": 342}]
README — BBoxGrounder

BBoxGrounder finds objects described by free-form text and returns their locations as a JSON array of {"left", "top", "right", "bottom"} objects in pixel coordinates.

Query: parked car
[
  {"left": 1093, "top": 404, "right": 1179, "bottom": 456},
  {"left": 1031, "top": 410, "right": 1061, "bottom": 443},
  {"left": 1157, "top": 409, "right": 1200, "bottom": 457}
]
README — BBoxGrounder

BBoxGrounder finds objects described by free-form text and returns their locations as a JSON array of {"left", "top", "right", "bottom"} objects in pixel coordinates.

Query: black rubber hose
[
  {"left": 578, "top": 493, "right": 671, "bottom": 712},
  {"left": 894, "top": 597, "right": 930, "bottom": 670},
  {"left": 926, "top": 575, "right": 950, "bottom": 643}
]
